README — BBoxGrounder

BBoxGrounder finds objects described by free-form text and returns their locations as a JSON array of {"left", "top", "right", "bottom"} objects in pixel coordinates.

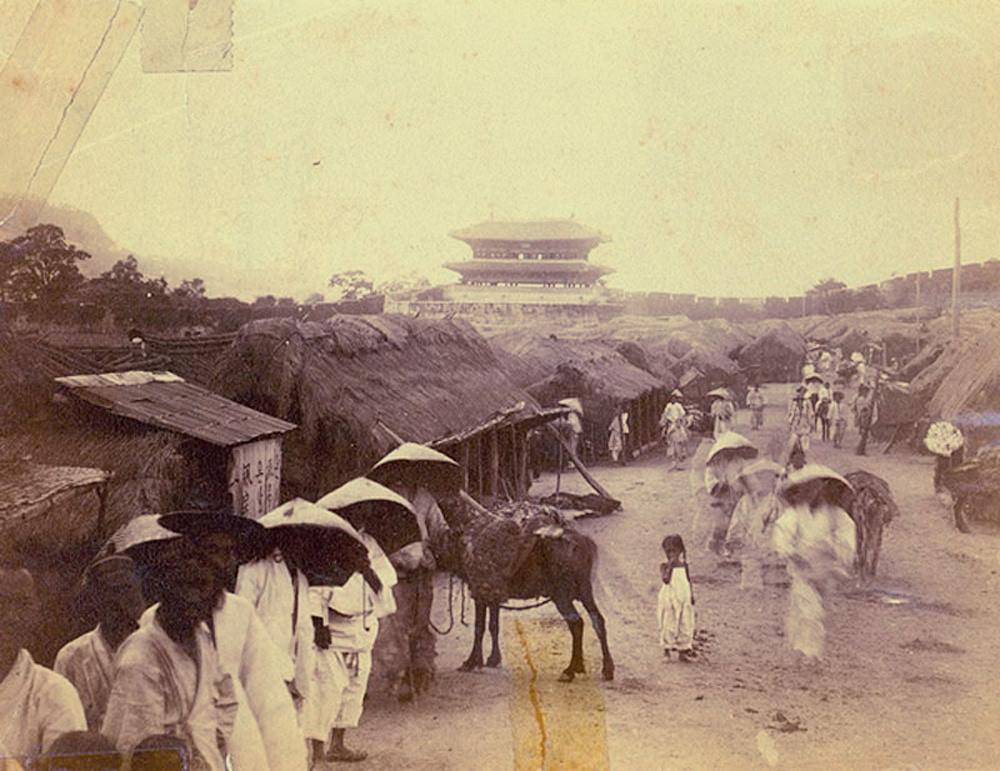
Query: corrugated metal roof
[
  {"left": 0, "top": 462, "right": 109, "bottom": 517},
  {"left": 55, "top": 370, "right": 296, "bottom": 447}
]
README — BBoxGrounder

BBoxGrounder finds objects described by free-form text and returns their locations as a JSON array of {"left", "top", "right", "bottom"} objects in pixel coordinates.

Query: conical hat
[
  {"left": 738, "top": 459, "right": 785, "bottom": 478},
  {"left": 781, "top": 464, "right": 853, "bottom": 492},
  {"left": 316, "top": 478, "right": 415, "bottom": 514},
  {"left": 105, "top": 515, "right": 177, "bottom": 554},
  {"left": 558, "top": 398, "right": 584, "bottom": 415},
  {"left": 369, "top": 443, "right": 458, "bottom": 472},
  {"left": 706, "top": 388, "right": 731, "bottom": 399},
  {"left": 706, "top": 432, "right": 758, "bottom": 464},
  {"left": 258, "top": 498, "right": 362, "bottom": 539}
]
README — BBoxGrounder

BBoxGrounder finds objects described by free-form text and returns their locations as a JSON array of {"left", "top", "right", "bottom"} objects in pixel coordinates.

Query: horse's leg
[
  {"left": 486, "top": 603, "right": 502, "bottom": 667},
  {"left": 459, "top": 599, "right": 486, "bottom": 671},
  {"left": 580, "top": 586, "right": 615, "bottom": 681},
  {"left": 553, "top": 594, "right": 585, "bottom": 683}
]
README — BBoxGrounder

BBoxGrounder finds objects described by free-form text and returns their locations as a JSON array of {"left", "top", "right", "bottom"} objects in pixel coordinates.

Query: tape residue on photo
[
  {"left": 0, "top": 0, "right": 142, "bottom": 234},
  {"left": 141, "top": 0, "right": 233, "bottom": 73}
]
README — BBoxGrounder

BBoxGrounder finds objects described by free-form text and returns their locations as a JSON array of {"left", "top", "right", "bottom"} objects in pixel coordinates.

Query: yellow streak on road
[{"left": 507, "top": 617, "right": 610, "bottom": 770}]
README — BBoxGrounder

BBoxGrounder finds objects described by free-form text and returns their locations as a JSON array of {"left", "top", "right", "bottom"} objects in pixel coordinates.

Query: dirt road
[{"left": 346, "top": 391, "right": 1000, "bottom": 770}]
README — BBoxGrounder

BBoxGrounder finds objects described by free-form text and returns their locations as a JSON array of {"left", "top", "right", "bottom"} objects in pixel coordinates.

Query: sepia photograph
[{"left": 1, "top": 1, "right": 999, "bottom": 768}]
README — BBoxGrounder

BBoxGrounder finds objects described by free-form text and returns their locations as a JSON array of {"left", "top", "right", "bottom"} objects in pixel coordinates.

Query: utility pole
[{"left": 952, "top": 197, "right": 961, "bottom": 339}]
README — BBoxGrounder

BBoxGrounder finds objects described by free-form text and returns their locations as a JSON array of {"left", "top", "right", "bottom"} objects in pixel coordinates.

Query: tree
[
  {"left": 173, "top": 277, "right": 207, "bottom": 300},
  {"left": 1, "top": 224, "right": 90, "bottom": 303},
  {"left": 328, "top": 270, "right": 375, "bottom": 301},
  {"left": 252, "top": 295, "right": 277, "bottom": 308},
  {"left": 376, "top": 271, "right": 431, "bottom": 297},
  {"left": 276, "top": 296, "right": 297, "bottom": 308},
  {"left": 303, "top": 292, "right": 326, "bottom": 305},
  {"left": 808, "top": 277, "right": 848, "bottom": 315},
  {"left": 810, "top": 278, "right": 847, "bottom": 295},
  {"left": 83, "top": 255, "right": 169, "bottom": 311}
]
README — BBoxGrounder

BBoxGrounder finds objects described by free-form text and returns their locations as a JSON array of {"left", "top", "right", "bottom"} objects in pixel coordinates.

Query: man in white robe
[
  {"left": 54, "top": 555, "right": 145, "bottom": 732},
  {"left": 103, "top": 543, "right": 237, "bottom": 770},
  {"left": 235, "top": 550, "right": 314, "bottom": 719},
  {"left": 154, "top": 513, "right": 307, "bottom": 771},
  {"left": 306, "top": 532, "right": 397, "bottom": 763},
  {"left": 0, "top": 567, "right": 86, "bottom": 766}
]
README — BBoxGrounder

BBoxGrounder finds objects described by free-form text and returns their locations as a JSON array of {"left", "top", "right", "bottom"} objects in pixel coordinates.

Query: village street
[{"left": 327, "top": 391, "right": 999, "bottom": 770}]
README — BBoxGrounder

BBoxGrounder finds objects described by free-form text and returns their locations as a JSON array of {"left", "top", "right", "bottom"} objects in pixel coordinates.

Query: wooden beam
[{"left": 545, "top": 423, "right": 616, "bottom": 501}]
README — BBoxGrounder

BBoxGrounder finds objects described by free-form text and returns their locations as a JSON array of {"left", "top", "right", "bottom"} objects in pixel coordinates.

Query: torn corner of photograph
[
  {"left": 0, "top": 0, "right": 142, "bottom": 234},
  {"left": 141, "top": 0, "right": 234, "bottom": 74}
]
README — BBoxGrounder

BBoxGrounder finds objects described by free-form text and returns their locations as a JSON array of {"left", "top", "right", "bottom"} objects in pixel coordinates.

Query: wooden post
[
  {"left": 952, "top": 197, "right": 961, "bottom": 340},
  {"left": 488, "top": 429, "right": 499, "bottom": 498},
  {"left": 519, "top": 429, "right": 530, "bottom": 496},
  {"left": 461, "top": 441, "right": 470, "bottom": 491},
  {"left": 471, "top": 435, "right": 482, "bottom": 498}
]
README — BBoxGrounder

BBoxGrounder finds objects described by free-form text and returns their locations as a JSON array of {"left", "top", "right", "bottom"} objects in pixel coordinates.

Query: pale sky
[{"left": 6, "top": 0, "right": 1000, "bottom": 300}]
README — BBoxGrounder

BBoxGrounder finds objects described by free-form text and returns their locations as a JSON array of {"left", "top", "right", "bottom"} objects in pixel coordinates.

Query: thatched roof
[
  {"left": 0, "top": 424, "right": 190, "bottom": 549},
  {"left": 0, "top": 332, "right": 100, "bottom": 427},
  {"left": 737, "top": 321, "right": 806, "bottom": 382},
  {"left": 212, "top": 315, "right": 544, "bottom": 497},
  {"left": 927, "top": 329, "right": 1000, "bottom": 448},
  {"left": 489, "top": 332, "right": 664, "bottom": 401}
]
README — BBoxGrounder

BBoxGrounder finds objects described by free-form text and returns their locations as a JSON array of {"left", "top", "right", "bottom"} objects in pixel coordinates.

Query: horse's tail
[{"left": 577, "top": 530, "right": 612, "bottom": 609}]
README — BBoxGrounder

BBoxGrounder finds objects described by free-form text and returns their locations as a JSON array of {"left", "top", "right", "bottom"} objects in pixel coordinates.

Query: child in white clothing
[{"left": 657, "top": 534, "right": 696, "bottom": 661}]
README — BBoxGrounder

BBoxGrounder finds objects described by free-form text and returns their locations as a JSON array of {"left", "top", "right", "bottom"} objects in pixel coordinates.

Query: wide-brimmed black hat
[{"left": 158, "top": 509, "right": 265, "bottom": 543}]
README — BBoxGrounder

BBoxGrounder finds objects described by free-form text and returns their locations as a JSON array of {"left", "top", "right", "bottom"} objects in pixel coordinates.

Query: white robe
[
  {"left": 141, "top": 593, "right": 307, "bottom": 771},
  {"left": 657, "top": 567, "right": 695, "bottom": 651},
  {"left": 0, "top": 649, "right": 86, "bottom": 762},
  {"left": 772, "top": 502, "right": 856, "bottom": 658},
  {"left": 102, "top": 618, "right": 237, "bottom": 771},
  {"left": 305, "top": 534, "right": 397, "bottom": 742},
  {"left": 235, "top": 552, "right": 313, "bottom": 709},
  {"left": 53, "top": 627, "right": 115, "bottom": 732}
]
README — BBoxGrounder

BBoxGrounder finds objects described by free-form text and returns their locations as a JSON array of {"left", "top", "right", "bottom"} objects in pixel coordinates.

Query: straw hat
[
  {"left": 738, "top": 459, "right": 785, "bottom": 479},
  {"left": 780, "top": 464, "right": 853, "bottom": 495},
  {"left": 105, "top": 515, "right": 177, "bottom": 555},
  {"left": 706, "top": 387, "right": 731, "bottom": 400},
  {"left": 706, "top": 432, "right": 758, "bottom": 464},
  {"left": 317, "top": 477, "right": 415, "bottom": 514},
  {"left": 259, "top": 498, "right": 362, "bottom": 538},
  {"left": 558, "top": 398, "right": 584, "bottom": 416}
]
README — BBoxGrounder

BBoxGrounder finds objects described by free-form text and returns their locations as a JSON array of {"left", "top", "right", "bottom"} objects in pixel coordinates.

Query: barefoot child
[{"left": 657, "top": 535, "right": 696, "bottom": 661}]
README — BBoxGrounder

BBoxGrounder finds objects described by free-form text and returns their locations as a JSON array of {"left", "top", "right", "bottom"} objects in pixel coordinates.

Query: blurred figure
[
  {"left": 773, "top": 466, "right": 856, "bottom": 660},
  {"left": 726, "top": 460, "right": 784, "bottom": 590},
  {"left": 710, "top": 392, "right": 735, "bottom": 438},
  {"left": 102, "top": 541, "right": 237, "bottom": 770},
  {"left": 0, "top": 565, "right": 86, "bottom": 763},
  {"left": 54, "top": 556, "right": 145, "bottom": 732}
]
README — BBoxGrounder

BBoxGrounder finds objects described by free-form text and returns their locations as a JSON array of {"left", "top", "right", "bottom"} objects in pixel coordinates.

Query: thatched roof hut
[
  {"left": 737, "top": 321, "right": 806, "bottom": 383},
  {"left": 927, "top": 329, "right": 1000, "bottom": 450},
  {"left": 489, "top": 331, "right": 669, "bottom": 459},
  {"left": 212, "top": 316, "right": 554, "bottom": 501}
]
